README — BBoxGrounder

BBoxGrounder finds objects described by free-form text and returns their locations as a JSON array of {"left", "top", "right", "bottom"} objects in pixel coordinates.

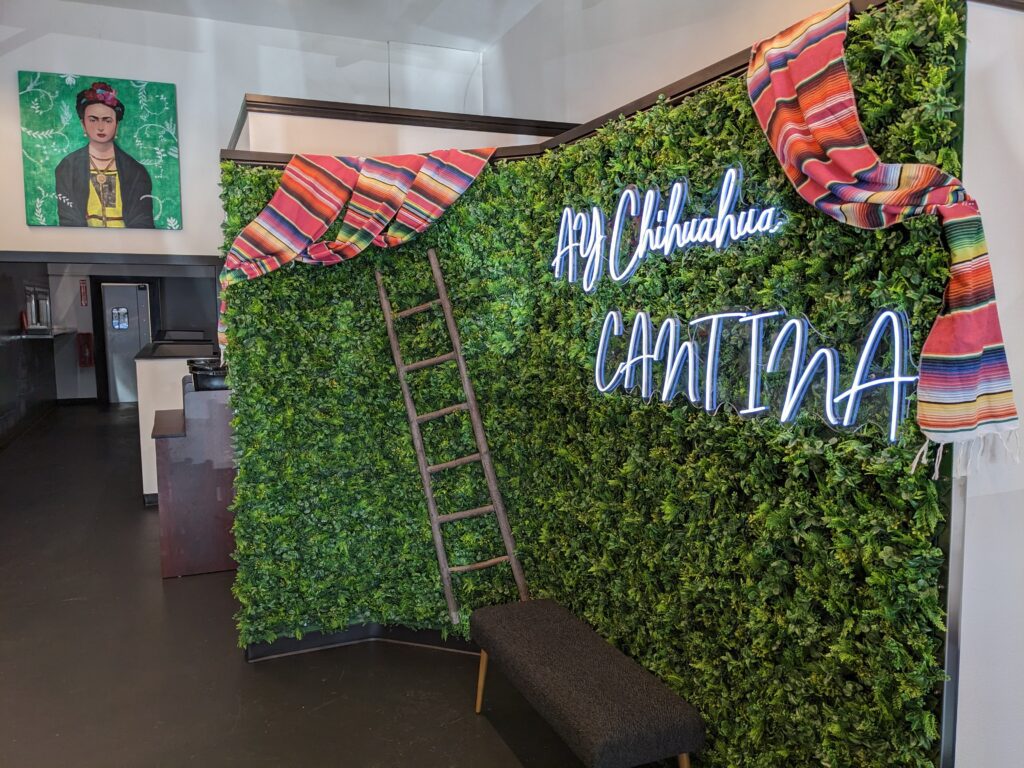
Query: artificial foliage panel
[{"left": 222, "top": 2, "right": 963, "bottom": 765}]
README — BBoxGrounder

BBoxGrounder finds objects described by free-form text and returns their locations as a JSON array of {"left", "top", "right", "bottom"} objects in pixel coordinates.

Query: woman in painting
[{"left": 54, "top": 82, "right": 154, "bottom": 228}]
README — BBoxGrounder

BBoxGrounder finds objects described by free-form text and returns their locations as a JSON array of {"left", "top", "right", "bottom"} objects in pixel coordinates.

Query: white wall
[
  {"left": 48, "top": 270, "right": 96, "bottom": 399},
  {"left": 387, "top": 42, "right": 482, "bottom": 114},
  {"left": 481, "top": 0, "right": 833, "bottom": 123},
  {"left": 956, "top": 3, "right": 1024, "bottom": 766},
  {"left": 1, "top": 0, "right": 486, "bottom": 257}
]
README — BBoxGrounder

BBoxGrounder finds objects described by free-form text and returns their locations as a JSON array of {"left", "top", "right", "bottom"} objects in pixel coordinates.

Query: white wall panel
[
  {"left": 482, "top": 0, "right": 834, "bottom": 122},
  {"left": 956, "top": 3, "right": 1024, "bottom": 766}
]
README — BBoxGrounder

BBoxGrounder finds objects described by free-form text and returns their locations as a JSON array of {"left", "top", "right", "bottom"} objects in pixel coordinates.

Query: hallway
[{"left": 0, "top": 406, "right": 577, "bottom": 767}]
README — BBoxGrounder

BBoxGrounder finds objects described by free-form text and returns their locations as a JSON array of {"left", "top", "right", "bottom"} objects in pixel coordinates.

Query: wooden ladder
[{"left": 374, "top": 248, "right": 529, "bottom": 624}]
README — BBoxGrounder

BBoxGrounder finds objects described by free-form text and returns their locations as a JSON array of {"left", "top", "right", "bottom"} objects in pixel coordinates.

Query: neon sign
[
  {"left": 552, "top": 167, "right": 784, "bottom": 293},
  {"left": 554, "top": 169, "right": 918, "bottom": 442},
  {"left": 595, "top": 308, "right": 916, "bottom": 442}
]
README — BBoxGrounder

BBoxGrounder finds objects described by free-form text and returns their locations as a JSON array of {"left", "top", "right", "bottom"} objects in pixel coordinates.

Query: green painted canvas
[{"left": 18, "top": 71, "right": 182, "bottom": 229}]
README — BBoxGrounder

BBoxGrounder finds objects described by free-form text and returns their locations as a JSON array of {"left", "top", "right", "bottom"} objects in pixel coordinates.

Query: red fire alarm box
[{"left": 77, "top": 332, "right": 94, "bottom": 368}]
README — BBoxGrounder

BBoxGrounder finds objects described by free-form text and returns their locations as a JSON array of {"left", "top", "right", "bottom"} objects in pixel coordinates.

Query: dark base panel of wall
[
  {"left": 143, "top": 493, "right": 158, "bottom": 508},
  {"left": 245, "top": 623, "right": 480, "bottom": 663}
]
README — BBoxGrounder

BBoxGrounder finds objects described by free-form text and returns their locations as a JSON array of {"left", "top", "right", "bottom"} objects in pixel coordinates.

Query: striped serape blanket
[
  {"left": 219, "top": 148, "right": 494, "bottom": 343},
  {"left": 747, "top": 2, "right": 1018, "bottom": 448}
]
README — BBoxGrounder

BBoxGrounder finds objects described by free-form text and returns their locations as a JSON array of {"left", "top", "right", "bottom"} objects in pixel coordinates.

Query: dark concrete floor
[{"left": 0, "top": 405, "right": 582, "bottom": 768}]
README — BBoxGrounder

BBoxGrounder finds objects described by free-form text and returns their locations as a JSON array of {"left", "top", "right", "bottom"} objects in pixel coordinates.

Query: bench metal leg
[
  {"left": 677, "top": 754, "right": 691, "bottom": 768},
  {"left": 475, "top": 650, "right": 488, "bottom": 714}
]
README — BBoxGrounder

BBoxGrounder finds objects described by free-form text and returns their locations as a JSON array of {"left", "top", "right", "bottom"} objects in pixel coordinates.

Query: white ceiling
[{"left": 71, "top": 0, "right": 546, "bottom": 51}]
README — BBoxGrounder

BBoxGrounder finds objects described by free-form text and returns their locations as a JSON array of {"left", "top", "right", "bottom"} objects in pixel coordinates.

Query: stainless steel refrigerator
[{"left": 101, "top": 283, "right": 152, "bottom": 403}]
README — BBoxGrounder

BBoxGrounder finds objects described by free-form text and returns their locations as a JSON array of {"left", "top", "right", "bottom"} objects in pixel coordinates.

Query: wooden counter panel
[{"left": 154, "top": 387, "right": 236, "bottom": 578}]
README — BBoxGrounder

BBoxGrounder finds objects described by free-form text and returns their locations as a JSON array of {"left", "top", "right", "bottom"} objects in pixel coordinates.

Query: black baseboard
[
  {"left": 58, "top": 398, "right": 99, "bottom": 405},
  {"left": 143, "top": 493, "right": 158, "bottom": 507},
  {"left": 245, "top": 623, "right": 479, "bottom": 663}
]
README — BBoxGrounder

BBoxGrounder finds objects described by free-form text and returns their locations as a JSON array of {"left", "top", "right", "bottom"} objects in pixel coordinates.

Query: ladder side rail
[{"left": 426, "top": 249, "right": 530, "bottom": 602}]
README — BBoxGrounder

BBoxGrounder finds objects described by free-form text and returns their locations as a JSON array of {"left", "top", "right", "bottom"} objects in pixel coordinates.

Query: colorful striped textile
[
  {"left": 747, "top": 2, "right": 1018, "bottom": 445},
  {"left": 219, "top": 148, "right": 494, "bottom": 342}
]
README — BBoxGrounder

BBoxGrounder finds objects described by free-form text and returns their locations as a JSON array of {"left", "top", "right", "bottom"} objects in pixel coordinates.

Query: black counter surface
[{"left": 136, "top": 342, "right": 218, "bottom": 360}]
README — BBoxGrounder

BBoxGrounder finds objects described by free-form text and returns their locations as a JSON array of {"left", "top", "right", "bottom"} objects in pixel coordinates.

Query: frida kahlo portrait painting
[{"left": 18, "top": 72, "right": 182, "bottom": 230}]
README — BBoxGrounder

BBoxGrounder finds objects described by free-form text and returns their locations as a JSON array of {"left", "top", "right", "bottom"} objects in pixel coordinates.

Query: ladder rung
[
  {"left": 417, "top": 402, "right": 470, "bottom": 424},
  {"left": 428, "top": 452, "right": 481, "bottom": 473},
  {"left": 438, "top": 504, "right": 495, "bottom": 524},
  {"left": 404, "top": 351, "right": 456, "bottom": 373},
  {"left": 450, "top": 555, "right": 510, "bottom": 574},
  {"left": 396, "top": 299, "right": 440, "bottom": 320}
]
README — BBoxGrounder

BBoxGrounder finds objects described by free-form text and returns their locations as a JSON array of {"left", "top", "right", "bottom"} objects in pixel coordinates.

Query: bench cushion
[{"left": 470, "top": 599, "right": 704, "bottom": 768}]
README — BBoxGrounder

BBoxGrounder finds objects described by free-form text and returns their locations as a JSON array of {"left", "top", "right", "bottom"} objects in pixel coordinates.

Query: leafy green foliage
[{"left": 222, "top": 2, "right": 962, "bottom": 765}]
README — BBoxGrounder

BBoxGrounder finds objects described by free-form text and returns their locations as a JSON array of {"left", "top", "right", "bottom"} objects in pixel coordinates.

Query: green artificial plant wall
[{"left": 222, "top": 2, "right": 964, "bottom": 766}]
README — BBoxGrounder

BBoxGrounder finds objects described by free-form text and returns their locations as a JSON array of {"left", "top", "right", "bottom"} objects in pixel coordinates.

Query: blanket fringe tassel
[{"left": 911, "top": 429, "right": 1023, "bottom": 479}]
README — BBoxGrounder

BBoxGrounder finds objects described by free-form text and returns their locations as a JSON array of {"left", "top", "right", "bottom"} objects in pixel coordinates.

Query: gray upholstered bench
[{"left": 470, "top": 599, "right": 705, "bottom": 768}]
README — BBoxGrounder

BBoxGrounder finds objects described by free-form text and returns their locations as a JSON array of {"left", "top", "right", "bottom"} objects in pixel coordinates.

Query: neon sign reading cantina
[
  {"left": 595, "top": 309, "right": 917, "bottom": 442},
  {"left": 550, "top": 169, "right": 918, "bottom": 442}
]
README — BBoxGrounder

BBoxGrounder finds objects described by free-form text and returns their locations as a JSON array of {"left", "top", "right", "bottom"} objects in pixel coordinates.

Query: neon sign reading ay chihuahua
[{"left": 551, "top": 169, "right": 917, "bottom": 442}]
